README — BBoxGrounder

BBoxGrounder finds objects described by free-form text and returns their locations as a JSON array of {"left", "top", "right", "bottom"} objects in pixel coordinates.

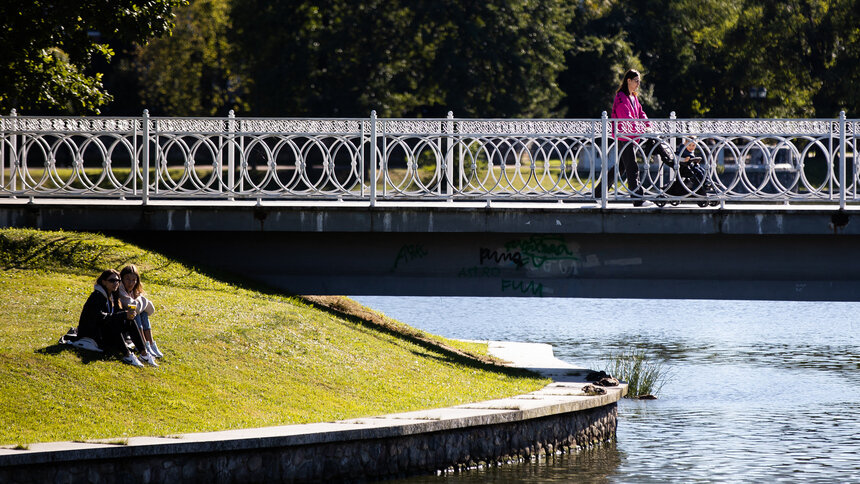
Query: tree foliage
[
  {"left": 229, "top": 0, "right": 573, "bottom": 117},
  {"left": 6, "top": 0, "right": 860, "bottom": 118},
  {"left": 229, "top": 0, "right": 426, "bottom": 116},
  {"left": 132, "top": 0, "right": 245, "bottom": 116},
  {"left": 557, "top": 0, "right": 860, "bottom": 118},
  {"left": 417, "top": 0, "right": 574, "bottom": 117},
  {"left": 0, "top": 1, "right": 186, "bottom": 114}
]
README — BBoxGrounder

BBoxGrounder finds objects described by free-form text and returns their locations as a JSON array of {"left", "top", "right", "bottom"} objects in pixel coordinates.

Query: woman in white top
[{"left": 118, "top": 264, "right": 164, "bottom": 358}]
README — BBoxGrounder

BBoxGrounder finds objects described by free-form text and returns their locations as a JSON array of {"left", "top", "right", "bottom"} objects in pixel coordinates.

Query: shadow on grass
[
  {"left": 109, "top": 233, "right": 543, "bottom": 380},
  {"left": 35, "top": 344, "right": 114, "bottom": 365},
  {"left": 302, "top": 298, "right": 541, "bottom": 378},
  {"left": 405, "top": 348, "right": 539, "bottom": 379}
]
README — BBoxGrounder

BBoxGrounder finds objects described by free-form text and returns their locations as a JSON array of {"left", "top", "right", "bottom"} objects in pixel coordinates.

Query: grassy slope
[{"left": 0, "top": 228, "right": 548, "bottom": 446}]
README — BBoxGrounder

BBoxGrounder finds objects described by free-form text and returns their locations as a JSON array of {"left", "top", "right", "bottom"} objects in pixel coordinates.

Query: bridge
[{"left": 1, "top": 111, "right": 858, "bottom": 301}]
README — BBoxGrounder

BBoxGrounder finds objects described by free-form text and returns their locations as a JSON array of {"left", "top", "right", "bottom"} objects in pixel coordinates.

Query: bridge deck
[
  {"left": 2, "top": 199, "right": 856, "bottom": 301},
  {"left": 0, "top": 197, "right": 855, "bottom": 235}
]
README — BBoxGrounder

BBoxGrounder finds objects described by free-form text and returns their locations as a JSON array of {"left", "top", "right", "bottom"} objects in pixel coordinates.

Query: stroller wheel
[
  {"left": 709, "top": 200, "right": 720, "bottom": 207},
  {"left": 697, "top": 201, "right": 708, "bottom": 207},
  {"left": 655, "top": 200, "right": 666, "bottom": 208},
  {"left": 670, "top": 200, "right": 680, "bottom": 206}
]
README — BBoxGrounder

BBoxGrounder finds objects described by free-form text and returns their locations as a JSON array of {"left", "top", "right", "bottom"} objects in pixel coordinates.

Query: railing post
[
  {"left": 142, "top": 110, "right": 150, "bottom": 205},
  {"left": 665, "top": 111, "right": 677, "bottom": 191},
  {"left": 9, "top": 109, "right": 17, "bottom": 193},
  {"left": 669, "top": 111, "right": 677, "bottom": 151},
  {"left": 458, "top": 117, "right": 465, "bottom": 192},
  {"left": 228, "top": 110, "right": 235, "bottom": 199},
  {"left": 216, "top": 113, "right": 224, "bottom": 194},
  {"left": 445, "top": 111, "right": 454, "bottom": 198},
  {"left": 600, "top": 111, "right": 608, "bottom": 208},
  {"left": 839, "top": 110, "right": 846, "bottom": 210},
  {"left": 1, "top": 110, "right": 6, "bottom": 190},
  {"left": 370, "top": 110, "right": 377, "bottom": 207}
]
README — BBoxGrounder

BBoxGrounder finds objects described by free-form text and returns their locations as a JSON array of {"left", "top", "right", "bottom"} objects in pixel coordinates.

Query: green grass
[
  {"left": 385, "top": 164, "right": 593, "bottom": 194},
  {"left": 5, "top": 163, "right": 594, "bottom": 195},
  {"left": 0, "top": 228, "right": 548, "bottom": 446}
]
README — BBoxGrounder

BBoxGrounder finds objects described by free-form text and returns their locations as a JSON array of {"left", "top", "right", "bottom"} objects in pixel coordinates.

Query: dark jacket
[{"left": 77, "top": 284, "right": 128, "bottom": 345}]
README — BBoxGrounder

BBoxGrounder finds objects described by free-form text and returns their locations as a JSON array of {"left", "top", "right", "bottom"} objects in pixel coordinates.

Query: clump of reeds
[{"left": 602, "top": 350, "right": 670, "bottom": 398}]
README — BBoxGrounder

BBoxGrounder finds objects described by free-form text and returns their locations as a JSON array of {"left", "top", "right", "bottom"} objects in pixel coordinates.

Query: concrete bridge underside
[{"left": 2, "top": 201, "right": 858, "bottom": 301}]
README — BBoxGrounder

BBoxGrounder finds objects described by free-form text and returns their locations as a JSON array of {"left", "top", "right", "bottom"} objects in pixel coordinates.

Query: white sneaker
[
  {"left": 633, "top": 200, "right": 655, "bottom": 208},
  {"left": 140, "top": 353, "right": 159, "bottom": 367},
  {"left": 122, "top": 354, "right": 144, "bottom": 368},
  {"left": 149, "top": 341, "right": 164, "bottom": 358}
]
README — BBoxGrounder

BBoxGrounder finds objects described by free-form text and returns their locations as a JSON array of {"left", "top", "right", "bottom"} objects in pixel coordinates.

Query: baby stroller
[{"left": 648, "top": 140, "right": 718, "bottom": 207}]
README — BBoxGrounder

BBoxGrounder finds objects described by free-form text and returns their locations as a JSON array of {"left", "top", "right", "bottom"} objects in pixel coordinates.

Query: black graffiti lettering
[
  {"left": 479, "top": 248, "right": 524, "bottom": 268},
  {"left": 393, "top": 244, "right": 428, "bottom": 269}
]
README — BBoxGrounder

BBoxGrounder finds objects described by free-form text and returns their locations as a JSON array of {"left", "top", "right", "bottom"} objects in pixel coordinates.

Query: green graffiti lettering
[{"left": 504, "top": 235, "right": 578, "bottom": 268}]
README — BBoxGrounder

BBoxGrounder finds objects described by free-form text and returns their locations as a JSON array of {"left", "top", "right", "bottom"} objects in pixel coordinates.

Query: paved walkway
[{"left": 0, "top": 342, "right": 625, "bottom": 466}]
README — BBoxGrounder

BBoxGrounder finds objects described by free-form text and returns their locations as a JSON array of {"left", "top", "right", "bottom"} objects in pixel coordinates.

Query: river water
[{"left": 351, "top": 296, "right": 860, "bottom": 483}]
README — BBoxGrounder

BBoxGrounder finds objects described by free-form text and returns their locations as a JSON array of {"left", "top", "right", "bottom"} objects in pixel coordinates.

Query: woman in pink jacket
[{"left": 609, "top": 69, "right": 653, "bottom": 207}]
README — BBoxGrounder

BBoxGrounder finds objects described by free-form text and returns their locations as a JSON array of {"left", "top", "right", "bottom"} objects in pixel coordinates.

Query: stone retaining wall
[{"left": 0, "top": 403, "right": 616, "bottom": 483}]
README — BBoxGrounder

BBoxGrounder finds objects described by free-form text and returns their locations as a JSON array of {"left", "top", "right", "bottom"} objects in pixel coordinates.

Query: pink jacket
[{"left": 611, "top": 91, "right": 649, "bottom": 140}]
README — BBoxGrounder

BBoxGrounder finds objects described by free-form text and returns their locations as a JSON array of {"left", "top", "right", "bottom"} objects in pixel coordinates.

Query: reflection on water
[
  {"left": 395, "top": 443, "right": 624, "bottom": 484},
  {"left": 355, "top": 297, "right": 860, "bottom": 483}
]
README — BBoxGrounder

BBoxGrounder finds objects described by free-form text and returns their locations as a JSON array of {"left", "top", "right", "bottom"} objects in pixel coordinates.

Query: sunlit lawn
[
  {"left": 0, "top": 228, "right": 548, "bottom": 446},
  {"left": 3, "top": 159, "right": 848, "bottom": 196}
]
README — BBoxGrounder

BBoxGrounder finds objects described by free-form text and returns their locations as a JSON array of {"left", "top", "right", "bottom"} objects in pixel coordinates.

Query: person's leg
[
  {"left": 593, "top": 159, "right": 616, "bottom": 199},
  {"left": 136, "top": 312, "right": 153, "bottom": 344},
  {"left": 122, "top": 318, "right": 158, "bottom": 366},
  {"left": 120, "top": 318, "right": 148, "bottom": 354},
  {"left": 619, "top": 144, "right": 640, "bottom": 195},
  {"left": 103, "top": 318, "right": 144, "bottom": 367},
  {"left": 102, "top": 322, "right": 132, "bottom": 357},
  {"left": 139, "top": 312, "right": 163, "bottom": 358}
]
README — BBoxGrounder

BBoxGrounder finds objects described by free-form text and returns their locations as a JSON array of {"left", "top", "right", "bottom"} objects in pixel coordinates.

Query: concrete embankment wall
[{"left": 0, "top": 381, "right": 621, "bottom": 483}]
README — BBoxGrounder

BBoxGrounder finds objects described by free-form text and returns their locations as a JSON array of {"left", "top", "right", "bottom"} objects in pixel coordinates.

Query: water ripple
[{"left": 357, "top": 297, "right": 860, "bottom": 483}]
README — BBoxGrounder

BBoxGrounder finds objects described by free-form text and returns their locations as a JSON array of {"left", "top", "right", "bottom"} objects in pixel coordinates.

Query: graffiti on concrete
[
  {"left": 504, "top": 235, "right": 579, "bottom": 269},
  {"left": 478, "top": 235, "right": 580, "bottom": 277},
  {"left": 479, "top": 248, "right": 525, "bottom": 268},
  {"left": 457, "top": 266, "right": 502, "bottom": 278},
  {"left": 501, "top": 279, "right": 544, "bottom": 297},
  {"left": 393, "top": 244, "right": 428, "bottom": 269}
]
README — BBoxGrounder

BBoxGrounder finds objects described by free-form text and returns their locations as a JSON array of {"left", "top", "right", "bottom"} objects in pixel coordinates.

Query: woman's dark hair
[
  {"left": 616, "top": 69, "right": 641, "bottom": 96},
  {"left": 96, "top": 269, "right": 121, "bottom": 291}
]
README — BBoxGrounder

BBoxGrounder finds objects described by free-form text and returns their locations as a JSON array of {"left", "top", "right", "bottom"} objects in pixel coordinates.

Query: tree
[
  {"left": 555, "top": 0, "right": 852, "bottom": 118},
  {"left": 557, "top": 31, "right": 644, "bottom": 118},
  {"left": 813, "top": 0, "right": 860, "bottom": 116},
  {"left": 711, "top": 0, "right": 829, "bottom": 117},
  {"left": 556, "top": 0, "right": 735, "bottom": 118},
  {"left": 0, "top": 1, "right": 185, "bottom": 114},
  {"left": 230, "top": 0, "right": 574, "bottom": 117},
  {"left": 131, "top": 0, "right": 245, "bottom": 116},
  {"left": 416, "top": 0, "right": 574, "bottom": 117},
  {"left": 230, "top": 0, "right": 427, "bottom": 116}
]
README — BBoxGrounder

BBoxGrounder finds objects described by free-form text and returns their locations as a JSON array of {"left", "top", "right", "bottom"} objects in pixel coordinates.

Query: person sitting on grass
[
  {"left": 76, "top": 269, "right": 158, "bottom": 367},
  {"left": 117, "top": 264, "right": 164, "bottom": 358}
]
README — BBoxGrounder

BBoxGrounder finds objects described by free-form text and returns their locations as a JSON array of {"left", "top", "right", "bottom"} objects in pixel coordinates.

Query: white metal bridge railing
[{"left": 0, "top": 110, "right": 856, "bottom": 208}]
